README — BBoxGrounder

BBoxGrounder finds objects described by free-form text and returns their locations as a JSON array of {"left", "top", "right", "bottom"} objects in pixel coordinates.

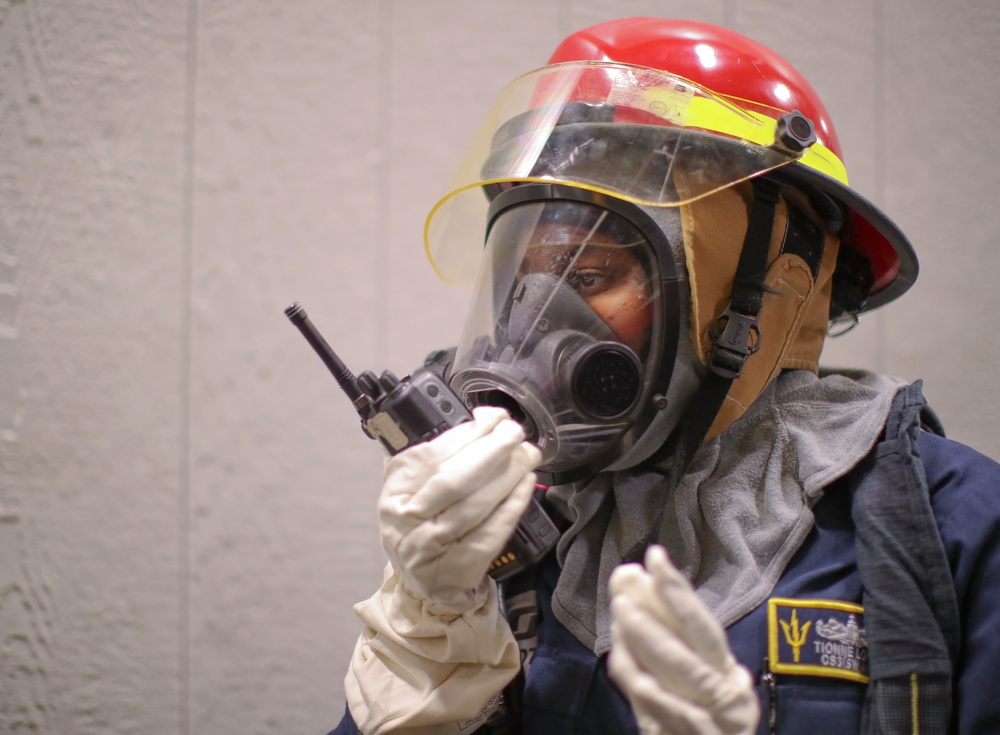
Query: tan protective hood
[{"left": 676, "top": 173, "right": 841, "bottom": 440}]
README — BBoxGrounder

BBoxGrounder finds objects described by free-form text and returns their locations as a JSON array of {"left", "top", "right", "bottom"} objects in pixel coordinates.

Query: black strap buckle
[{"left": 710, "top": 308, "right": 761, "bottom": 379}]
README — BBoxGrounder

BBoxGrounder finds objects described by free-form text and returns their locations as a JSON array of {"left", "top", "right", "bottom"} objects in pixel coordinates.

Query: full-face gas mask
[{"left": 449, "top": 184, "right": 682, "bottom": 484}]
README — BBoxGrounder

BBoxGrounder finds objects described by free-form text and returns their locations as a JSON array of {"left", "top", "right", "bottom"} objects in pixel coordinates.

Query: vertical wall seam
[
  {"left": 724, "top": 0, "right": 736, "bottom": 29},
  {"left": 558, "top": 0, "right": 572, "bottom": 37},
  {"left": 874, "top": 0, "right": 887, "bottom": 371},
  {"left": 180, "top": 1, "right": 199, "bottom": 733},
  {"left": 376, "top": 0, "right": 392, "bottom": 366}
]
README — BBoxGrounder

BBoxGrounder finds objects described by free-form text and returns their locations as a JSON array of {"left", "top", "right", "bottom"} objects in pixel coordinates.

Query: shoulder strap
[{"left": 850, "top": 381, "right": 959, "bottom": 734}]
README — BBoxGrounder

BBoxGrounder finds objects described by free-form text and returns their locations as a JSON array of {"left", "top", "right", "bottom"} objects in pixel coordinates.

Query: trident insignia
[{"left": 780, "top": 609, "right": 812, "bottom": 663}]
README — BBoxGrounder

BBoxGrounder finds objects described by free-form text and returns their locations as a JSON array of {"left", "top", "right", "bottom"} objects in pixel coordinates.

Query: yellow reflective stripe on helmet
[
  {"left": 686, "top": 95, "right": 775, "bottom": 147},
  {"left": 799, "top": 143, "right": 849, "bottom": 185},
  {"left": 687, "top": 96, "right": 849, "bottom": 186}
]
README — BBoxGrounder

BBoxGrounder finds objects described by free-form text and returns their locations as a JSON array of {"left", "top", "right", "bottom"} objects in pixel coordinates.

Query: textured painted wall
[
  {"left": 0, "top": 2, "right": 190, "bottom": 733},
  {"left": 1, "top": 0, "right": 997, "bottom": 733}
]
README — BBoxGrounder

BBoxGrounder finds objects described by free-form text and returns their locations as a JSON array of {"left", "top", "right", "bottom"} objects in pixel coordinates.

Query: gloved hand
[
  {"left": 608, "top": 545, "right": 759, "bottom": 735},
  {"left": 346, "top": 406, "right": 542, "bottom": 734},
  {"left": 378, "top": 404, "right": 542, "bottom": 614}
]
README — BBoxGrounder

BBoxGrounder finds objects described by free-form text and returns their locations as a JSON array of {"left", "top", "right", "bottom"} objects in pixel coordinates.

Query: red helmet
[{"left": 547, "top": 17, "right": 917, "bottom": 314}]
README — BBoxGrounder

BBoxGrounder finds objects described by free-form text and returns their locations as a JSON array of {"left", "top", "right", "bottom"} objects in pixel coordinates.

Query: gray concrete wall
[{"left": 1, "top": 1, "right": 997, "bottom": 732}]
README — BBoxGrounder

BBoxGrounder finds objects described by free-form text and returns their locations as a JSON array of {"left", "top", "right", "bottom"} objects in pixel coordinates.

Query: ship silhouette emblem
[{"left": 815, "top": 613, "right": 867, "bottom": 647}]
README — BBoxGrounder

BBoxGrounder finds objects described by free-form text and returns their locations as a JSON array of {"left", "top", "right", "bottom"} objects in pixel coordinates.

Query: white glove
[
  {"left": 608, "top": 545, "right": 759, "bottom": 735},
  {"left": 346, "top": 406, "right": 542, "bottom": 735},
  {"left": 378, "top": 404, "right": 542, "bottom": 614}
]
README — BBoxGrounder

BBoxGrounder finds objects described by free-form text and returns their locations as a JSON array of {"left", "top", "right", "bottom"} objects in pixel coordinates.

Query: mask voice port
[{"left": 466, "top": 388, "right": 539, "bottom": 443}]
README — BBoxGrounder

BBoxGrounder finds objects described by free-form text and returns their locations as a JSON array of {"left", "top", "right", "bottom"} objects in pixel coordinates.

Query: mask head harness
[{"left": 653, "top": 175, "right": 825, "bottom": 459}]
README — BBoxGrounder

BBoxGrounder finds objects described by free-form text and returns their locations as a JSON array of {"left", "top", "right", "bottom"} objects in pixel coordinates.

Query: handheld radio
[{"left": 284, "top": 302, "right": 559, "bottom": 581}]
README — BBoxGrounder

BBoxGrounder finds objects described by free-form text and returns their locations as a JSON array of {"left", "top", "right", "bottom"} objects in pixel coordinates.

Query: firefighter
[{"left": 329, "top": 18, "right": 1000, "bottom": 734}]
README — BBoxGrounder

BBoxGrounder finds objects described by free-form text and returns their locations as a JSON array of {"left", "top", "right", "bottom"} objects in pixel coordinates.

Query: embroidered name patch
[{"left": 767, "top": 597, "right": 869, "bottom": 683}]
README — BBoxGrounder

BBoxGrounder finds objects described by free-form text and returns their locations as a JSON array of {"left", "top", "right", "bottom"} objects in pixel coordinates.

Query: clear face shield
[
  {"left": 449, "top": 186, "right": 682, "bottom": 483},
  {"left": 424, "top": 61, "right": 838, "bottom": 288}
]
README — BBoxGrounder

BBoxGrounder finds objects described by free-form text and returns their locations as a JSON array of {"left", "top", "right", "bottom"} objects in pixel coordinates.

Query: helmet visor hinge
[{"left": 774, "top": 110, "right": 817, "bottom": 153}]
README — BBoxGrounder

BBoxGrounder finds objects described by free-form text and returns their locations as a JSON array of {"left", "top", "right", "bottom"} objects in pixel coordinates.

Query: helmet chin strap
[{"left": 623, "top": 176, "right": 789, "bottom": 564}]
